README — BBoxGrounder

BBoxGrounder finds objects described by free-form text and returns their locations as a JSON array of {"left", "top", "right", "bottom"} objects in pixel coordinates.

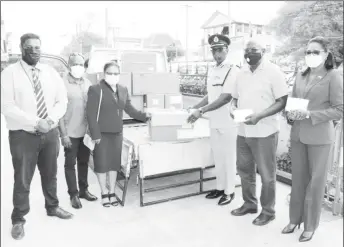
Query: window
[
  {"left": 236, "top": 24, "right": 242, "bottom": 33},
  {"left": 257, "top": 26, "right": 263, "bottom": 35},
  {"left": 244, "top": 24, "right": 249, "bottom": 33}
]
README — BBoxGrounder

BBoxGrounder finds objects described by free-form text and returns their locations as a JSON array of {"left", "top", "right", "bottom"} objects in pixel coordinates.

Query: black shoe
[
  {"left": 299, "top": 231, "right": 314, "bottom": 242},
  {"left": 205, "top": 190, "right": 224, "bottom": 199},
  {"left": 109, "top": 193, "right": 119, "bottom": 207},
  {"left": 218, "top": 193, "right": 235, "bottom": 206},
  {"left": 11, "top": 223, "right": 24, "bottom": 240},
  {"left": 231, "top": 205, "right": 258, "bottom": 216},
  {"left": 281, "top": 223, "right": 301, "bottom": 234},
  {"left": 71, "top": 196, "right": 82, "bottom": 209},
  {"left": 101, "top": 194, "right": 111, "bottom": 207},
  {"left": 252, "top": 213, "right": 275, "bottom": 226},
  {"left": 47, "top": 207, "right": 73, "bottom": 219},
  {"left": 79, "top": 190, "right": 98, "bottom": 201}
]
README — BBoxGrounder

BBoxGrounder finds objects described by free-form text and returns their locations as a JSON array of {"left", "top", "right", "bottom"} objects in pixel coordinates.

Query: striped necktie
[{"left": 32, "top": 68, "right": 48, "bottom": 119}]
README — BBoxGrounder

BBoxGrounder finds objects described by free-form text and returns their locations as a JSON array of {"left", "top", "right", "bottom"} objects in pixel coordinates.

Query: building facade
[{"left": 201, "top": 11, "right": 281, "bottom": 63}]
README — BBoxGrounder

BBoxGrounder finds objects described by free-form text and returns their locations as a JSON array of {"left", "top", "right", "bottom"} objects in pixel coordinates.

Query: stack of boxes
[{"left": 119, "top": 72, "right": 189, "bottom": 141}]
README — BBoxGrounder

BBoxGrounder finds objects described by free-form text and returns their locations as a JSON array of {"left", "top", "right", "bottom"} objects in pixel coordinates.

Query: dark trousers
[
  {"left": 236, "top": 133, "right": 278, "bottom": 216},
  {"left": 9, "top": 128, "right": 60, "bottom": 225},
  {"left": 289, "top": 140, "right": 332, "bottom": 231},
  {"left": 64, "top": 137, "right": 90, "bottom": 197}
]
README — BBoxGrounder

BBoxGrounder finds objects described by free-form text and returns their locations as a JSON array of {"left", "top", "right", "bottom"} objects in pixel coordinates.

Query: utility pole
[
  {"left": 182, "top": 4, "right": 192, "bottom": 74},
  {"left": 227, "top": 1, "right": 231, "bottom": 37},
  {"left": 105, "top": 7, "right": 109, "bottom": 48}
]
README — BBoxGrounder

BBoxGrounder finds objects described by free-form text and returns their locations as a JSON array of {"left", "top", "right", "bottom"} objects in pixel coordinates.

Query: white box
[
  {"left": 144, "top": 94, "right": 165, "bottom": 109},
  {"left": 132, "top": 73, "right": 180, "bottom": 95},
  {"left": 285, "top": 97, "right": 309, "bottom": 112},
  {"left": 233, "top": 109, "right": 254, "bottom": 123},
  {"left": 165, "top": 94, "right": 183, "bottom": 109}
]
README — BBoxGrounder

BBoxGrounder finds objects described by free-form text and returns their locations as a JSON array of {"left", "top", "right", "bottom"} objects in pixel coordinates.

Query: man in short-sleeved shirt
[
  {"left": 188, "top": 34, "right": 240, "bottom": 206},
  {"left": 230, "top": 39, "right": 288, "bottom": 226}
]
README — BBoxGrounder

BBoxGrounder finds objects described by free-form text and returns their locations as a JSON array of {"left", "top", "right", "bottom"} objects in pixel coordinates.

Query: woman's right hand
[
  {"left": 61, "top": 136, "right": 72, "bottom": 148},
  {"left": 94, "top": 139, "right": 101, "bottom": 144}
]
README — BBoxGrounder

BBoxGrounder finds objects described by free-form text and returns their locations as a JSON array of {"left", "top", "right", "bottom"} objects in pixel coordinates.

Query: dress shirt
[
  {"left": 1, "top": 59, "right": 68, "bottom": 131},
  {"left": 206, "top": 62, "right": 240, "bottom": 129},
  {"left": 231, "top": 59, "right": 289, "bottom": 138}
]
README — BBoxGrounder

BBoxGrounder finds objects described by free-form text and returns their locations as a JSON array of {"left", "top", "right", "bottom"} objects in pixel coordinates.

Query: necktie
[{"left": 32, "top": 68, "right": 48, "bottom": 119}]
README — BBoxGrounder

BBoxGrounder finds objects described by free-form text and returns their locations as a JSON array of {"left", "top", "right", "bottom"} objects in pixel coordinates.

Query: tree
[
  {"left": 166, "top": 43, "right": 185, "bottom": 62},
  {"left": 270, "top": 1, "right": 343, "bottom": 63},
  {"left": 60, "top": 31, "right": 105, "bottom": 60}
]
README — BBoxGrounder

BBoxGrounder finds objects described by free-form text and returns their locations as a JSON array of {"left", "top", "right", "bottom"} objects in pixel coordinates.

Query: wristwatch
[{"left": 199, "top": 108, "right": 205, "bottom": 115}]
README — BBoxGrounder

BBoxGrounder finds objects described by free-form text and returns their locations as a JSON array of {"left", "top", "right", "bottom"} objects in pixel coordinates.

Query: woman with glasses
[
  {"left": 283, "top": 36, "right": 343, "bottom": 242},
  {"left": 86, "top": 61, "right": 150, "bottom": 207}
]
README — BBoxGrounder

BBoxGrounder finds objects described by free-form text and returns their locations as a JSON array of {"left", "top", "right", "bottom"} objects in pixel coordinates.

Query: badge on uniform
[{"left": 214, "top": 36, "right": 219, "bottom": 42}]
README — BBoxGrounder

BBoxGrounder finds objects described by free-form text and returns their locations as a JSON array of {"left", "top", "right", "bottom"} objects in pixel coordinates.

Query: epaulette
[{"left": 236, "top": 65, "right": 241, "bottom": 69}]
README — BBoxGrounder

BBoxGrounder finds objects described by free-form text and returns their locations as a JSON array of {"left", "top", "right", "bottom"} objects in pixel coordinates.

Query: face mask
[
  {"left": 70, "top": 65, "right": 85, "bottom": 79},
  {"left": 22, "top": 48, "right": 41, "bottom": 66},
  {"left": 105, "top": 75, "right": 120, "bottom": 86},
  {"left": 244, "top": 53, "right": 262, "bottom": 66},
  {"left": 305, "top": 55, "right": 324, "bottom": 68}
]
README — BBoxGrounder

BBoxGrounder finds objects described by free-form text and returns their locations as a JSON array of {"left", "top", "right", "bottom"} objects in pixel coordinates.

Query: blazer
[
  {"left": 86, "top": 80, "right": 147, "bottom": 140},
  {"left": 289, "top": 69, "right": 343, "bottom": 145}
]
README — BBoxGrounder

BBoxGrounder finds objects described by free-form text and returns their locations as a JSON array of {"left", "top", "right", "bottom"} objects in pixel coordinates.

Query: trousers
[{"left": 210, "top": 128, "right": 237, "bottom": 195}]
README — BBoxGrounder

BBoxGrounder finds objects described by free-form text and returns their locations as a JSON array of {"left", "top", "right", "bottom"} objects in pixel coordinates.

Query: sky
[{"left": 1, "top": 1, "right": 285, "bottom": 54}]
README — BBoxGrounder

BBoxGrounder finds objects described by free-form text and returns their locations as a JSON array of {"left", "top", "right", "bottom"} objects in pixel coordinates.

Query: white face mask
[
  {"left": 105, "top": 75, "right": 120, "bottom": 86},
  {"left": 70, "top": 65, "right": 85, "bottom": 79},
  {"left": 305, "top": 55, "right": 324, "bottom": 68}
]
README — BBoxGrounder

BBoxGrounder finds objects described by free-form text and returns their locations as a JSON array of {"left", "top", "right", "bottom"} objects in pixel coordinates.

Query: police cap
[{"left": 208, "top": 34, "right": 231, "bottom": 48}]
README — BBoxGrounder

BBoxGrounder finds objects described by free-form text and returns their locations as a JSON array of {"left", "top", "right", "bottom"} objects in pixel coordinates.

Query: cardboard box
[
  {"left": 123, "top": 95, "right": 144, "bottom": 120},
  {"left": 144, "top": 94, "right": 165, "bottom": 109},
  {"left": 132, "top": 73, "right": 180, "bottom": 96},
  {"left": 118, "top": 73, "right": 132, "bottom": 94},
  {"left": 164, "top": 94, "right": 183, "bottom": 109},
  {"left": 147, "top": 109, "right": 192, "bottom": 142}
]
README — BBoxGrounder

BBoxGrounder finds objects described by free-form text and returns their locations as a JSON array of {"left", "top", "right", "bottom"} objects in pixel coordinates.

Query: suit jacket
[
  {"left": 86, "top": 79, "right": 147, "bottom": 140},
  {"left": 290, "top": 69, "right": 343, "bottom": 145}
]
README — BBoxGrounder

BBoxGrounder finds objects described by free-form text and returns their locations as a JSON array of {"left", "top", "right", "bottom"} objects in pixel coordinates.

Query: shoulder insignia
[{"left": 236, "top": 65, "right": 241, "bottom": 69}]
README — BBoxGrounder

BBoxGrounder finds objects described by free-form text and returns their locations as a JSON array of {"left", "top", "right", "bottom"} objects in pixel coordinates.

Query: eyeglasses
[
  {"left": 305, "top": 50, "right": 325, "bottom": 55},
  {"left": 105, "top": 72, "right": 120, "bottom": 76}
]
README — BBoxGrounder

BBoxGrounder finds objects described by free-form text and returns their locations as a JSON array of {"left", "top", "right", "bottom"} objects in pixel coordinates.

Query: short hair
[
  {"left": 68, "top": 52, "right": 85, "bottom": 65},
  {"left": 20, "top": 33, "right": 41, "bottom": 47},
  {"left": 302, "top": 36, "right": 334, "bottom": 76},
  {"left": 84, "top": 59, "right": 89, "bottom": 69},
  {"left": 103, "top": 61, "right": 120, "bottom": 73},
  {"left": 245, "top": 38, "right": 267, "bottom": 50}
]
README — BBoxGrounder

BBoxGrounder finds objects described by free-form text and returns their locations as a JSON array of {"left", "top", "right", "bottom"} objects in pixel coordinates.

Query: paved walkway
[{"left": 1, "top": 115, "right": 343, "bottom": 247}]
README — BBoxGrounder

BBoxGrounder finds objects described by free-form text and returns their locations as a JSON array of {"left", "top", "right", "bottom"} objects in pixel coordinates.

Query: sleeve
[
  {"left": 223, "top": 66, "right": 240, "bottom": 95},
  {"left": 271, "top": 67, "right": 289, "bottom": 100},
  {"left": 86, "top": 86, "right": 102, "bottom": 140},
  {"left": 124, "top": 87, "right": 147, "bottom": 122},
  {"left": 48, "top": 67, "right": 68, "bottom": 124},
  {"left": 230, "top": 71, "right": 240, "bottom": 99},
  {"left": 310, "top": 70, "right": 343, "bottom": 125},
  {"left": 1, "top": 67, "right": 40, "bottom": 127}
]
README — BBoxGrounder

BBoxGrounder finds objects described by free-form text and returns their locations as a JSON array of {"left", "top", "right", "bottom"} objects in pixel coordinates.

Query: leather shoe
[
  {"left": 252, "top": 213, "right": 275, "bottom": 226},
  {"left": 299, "top": 231, "right": 314, "bottom": 242},
  {"left": 71, "top": 196, "right": 82, "bottom": 209},
  {"left": 231, "top": 205, "right": 258, "bottom": 216},
  {"left": 11, "top": 223, "right": 24, "bottom": 240},
  {"left": 47, "top": 207, "right": 73, "bottom": 219},
  {"left": 218, "top": 193, "right": 235, "bottom": 206},
  {"left": 205, "top": 190, "right": 224, "bottom": 199},
  {"left": 79, "top": 190, "right": 98, "bottom": 201}
]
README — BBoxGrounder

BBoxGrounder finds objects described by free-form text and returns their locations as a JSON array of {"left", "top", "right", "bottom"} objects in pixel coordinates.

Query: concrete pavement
[{"left": 1, "top": 112, "right": 343, "bottom": 247}]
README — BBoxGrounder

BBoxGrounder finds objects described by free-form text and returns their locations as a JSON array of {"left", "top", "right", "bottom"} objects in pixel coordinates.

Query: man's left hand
[
  {"left": 187, "top": 109, "right": 202, "bottom": 124},
  {"left": 244, "top": 113, "right": 262, "bottom": 125}
]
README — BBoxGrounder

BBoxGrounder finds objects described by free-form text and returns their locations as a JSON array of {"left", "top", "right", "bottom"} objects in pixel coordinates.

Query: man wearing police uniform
[{"left": 187, "top": 34, "right": 240, "bottom": 206}]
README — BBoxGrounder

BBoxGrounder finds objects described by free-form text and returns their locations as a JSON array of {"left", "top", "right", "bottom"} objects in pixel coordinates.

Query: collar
[
  {"left": 102, "top": 79, "right": 118, "bottom": 92},
  {"left": 20, "top": 59, "right": 43, "bottom": 71},
  {"left": 67, "top": 73, "right": 85, "bottom": 85}
]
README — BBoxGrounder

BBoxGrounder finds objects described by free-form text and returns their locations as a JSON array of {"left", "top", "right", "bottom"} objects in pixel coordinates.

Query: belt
[{"left": 24, "top": 130, "right": 43, "bottom": 136}]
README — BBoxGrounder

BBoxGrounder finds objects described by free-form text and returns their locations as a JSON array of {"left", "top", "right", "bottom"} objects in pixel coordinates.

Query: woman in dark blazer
[
  {"left": 86, "top": 62, "right": 150, "bottom": 207},
  {"left": 283, "top": 37, "right": 343, "bottom": 242}
]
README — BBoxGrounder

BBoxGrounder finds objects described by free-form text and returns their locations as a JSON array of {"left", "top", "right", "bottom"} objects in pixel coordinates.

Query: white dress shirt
[{"left": 1, "top": 59, "right": 68, "bottom": 131}]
